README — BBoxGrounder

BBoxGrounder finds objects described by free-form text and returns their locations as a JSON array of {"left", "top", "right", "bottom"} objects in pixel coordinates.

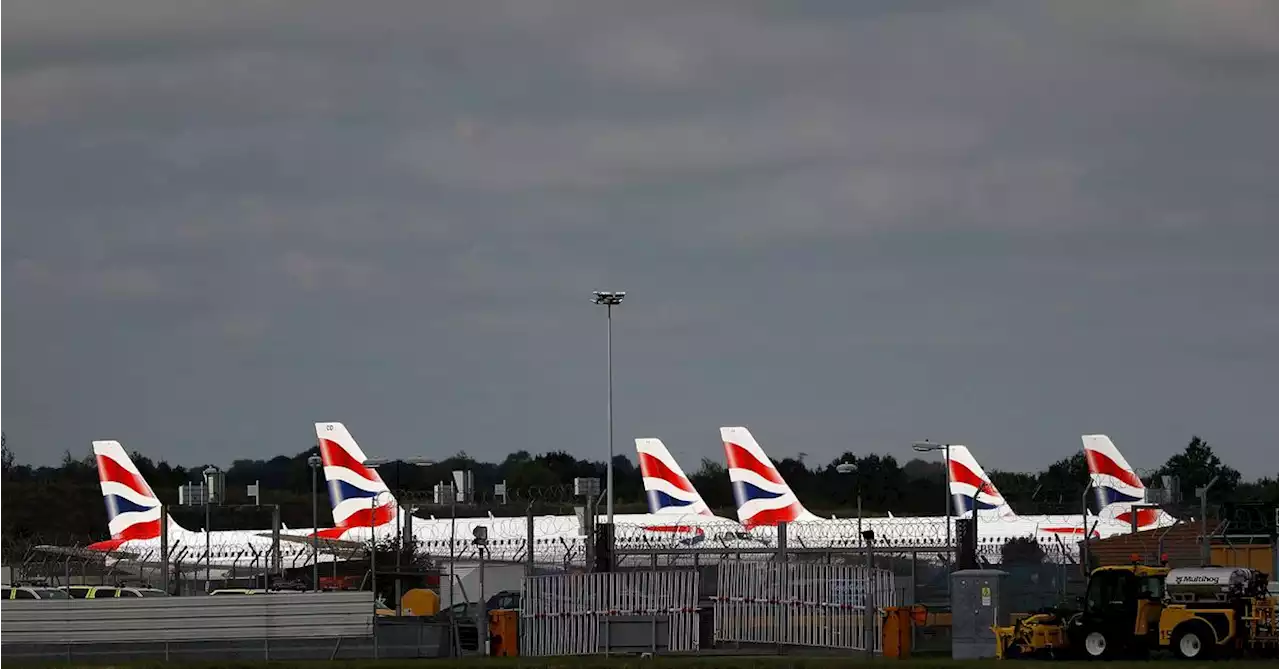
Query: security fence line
[
  {"left": 520, "top": 570, "right": 700, "bottom": 656},
  {"left": 714, "top": 561, "right": 898, "bottom": 654}
]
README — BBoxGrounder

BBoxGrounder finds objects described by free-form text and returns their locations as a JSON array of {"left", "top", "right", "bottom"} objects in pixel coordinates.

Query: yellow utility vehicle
[{"left": 995, "top": 564, "right": 1277, "bottom": 660}]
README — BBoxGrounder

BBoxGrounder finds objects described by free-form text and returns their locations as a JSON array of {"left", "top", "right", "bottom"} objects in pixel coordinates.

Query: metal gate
[
  {"left": 714, "top": 562, "right": 898, "bottom": 653},
  {"left": 521, "top": 570, "right": 700, "bottom": 656}
]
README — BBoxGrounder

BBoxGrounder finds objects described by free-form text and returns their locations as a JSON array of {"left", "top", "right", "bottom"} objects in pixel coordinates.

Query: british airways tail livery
[
  {"left": 720, "top": 426, "right": 820, "bottom": 529},
  {"left": 1083, "top": 434, "right": 1178, "bottom": 531},
  {"left": 636, "top": 438, "right": 713, "bottom": 516},
  {"left": 91, "top": 440, "right": 185, "bottom": 551},
  {"left": 947, "top": 445, "right": 1016, "bottom": 520},
  {"left": 314, "top": 422, "right": 399, "bottom": 538}
]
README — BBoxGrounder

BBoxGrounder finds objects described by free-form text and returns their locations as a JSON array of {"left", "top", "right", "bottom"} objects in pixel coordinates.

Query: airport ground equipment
[{"left": 993, "top": 563, "right": 1277, "bottom": 660}]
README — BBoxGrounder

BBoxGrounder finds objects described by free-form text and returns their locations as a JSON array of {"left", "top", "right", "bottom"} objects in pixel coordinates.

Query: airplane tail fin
[
  {"left": 1082, "top": 434, "right": 1178, "bottom": 530},
  {"left": 720, "top": 426, "right": 819, "bottom": 529},
  {"left": 314, "top": 422, "right": 399, "bottom": 534},
  {"left": 90, "top": 440, "right": 190, "bottom": 548},
  {"left": 948, "top": 445, "right": 1017, "bottom": 521},
  {"left": 635, "top": 438, "right": 713, "bottom": 516}
]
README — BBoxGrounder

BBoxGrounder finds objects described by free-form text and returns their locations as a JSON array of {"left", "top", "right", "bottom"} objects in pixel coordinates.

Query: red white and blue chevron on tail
[
  {"left": 89, "top": 440, "right": 188, "bottom": 551},
  {"left": 720, "top": 426, "right": 819, "bottom": 529},
  {"left": 635, "top": 438, "right": 712, "bottom": 516},
  {"left": 315, "top": 422, "right": 398, "bottom": 538},
  {"left": 1083, "top": 434, "right": 1177, "bottom": 531},
  {"left": 947, "top": 445, "right": 1016, "bottom": 520}
]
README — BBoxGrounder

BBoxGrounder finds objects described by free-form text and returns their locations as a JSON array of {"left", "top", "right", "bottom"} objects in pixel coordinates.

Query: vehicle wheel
[
  {"left": 1173, "top": 624, "right": 1215, "bottom": 660},
  {"left": 1083, "top": 630, "right": 1111, "bottom": 660}
]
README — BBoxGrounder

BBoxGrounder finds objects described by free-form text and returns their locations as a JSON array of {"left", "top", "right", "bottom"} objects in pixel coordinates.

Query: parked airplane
[
  {"left": 720, "top": 426, "right": 1129, "bottom": 550},
  {"left": 947, "top": 444, "right": 1130, "bottom": 540},
  {"left": 635, "top": 437, "right": 769, "bottom": 548},
  {"left": 66, "top": 440, "right": 334, "bottom": 580},
  {"left": 636, "top": 437, "right": 714, "bottom": 518},
  {"left": 310, "top": 422, "right": 760, "bottom": 565},
  {"left": 1083, "top": 434, "right": 1179, "bottom": 531}
]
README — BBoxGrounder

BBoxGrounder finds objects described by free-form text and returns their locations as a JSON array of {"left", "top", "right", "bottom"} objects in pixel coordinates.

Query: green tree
[
  {"left": 1034, "top": 453, "right": 1090, "bottom": 513},
  {"left": 1000, "top": 536, "right": 1045, "bottom": 565},
  {"left": 1155, "top": 436, "right": 1240, "bottom": 505},
  {"left": 1, "top": 432, "right": 13, "bottom": 477},
  {"left": 690, "top": 458, "right": 733, "bottom": 511}
]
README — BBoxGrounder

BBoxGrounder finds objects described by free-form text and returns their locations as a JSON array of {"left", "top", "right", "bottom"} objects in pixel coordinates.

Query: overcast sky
[{"left": 4, "top": 1, "right": 1276, "bottom": 479}]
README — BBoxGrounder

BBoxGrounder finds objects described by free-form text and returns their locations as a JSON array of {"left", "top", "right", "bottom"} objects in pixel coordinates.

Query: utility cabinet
[{"left": 950, "top": 568, "right": 1011, "bottom": 660}]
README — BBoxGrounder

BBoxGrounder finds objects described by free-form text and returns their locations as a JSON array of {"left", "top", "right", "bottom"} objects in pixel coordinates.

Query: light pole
[
  {"left": 912, "top": 441, "right": 953, "bottom": 565},
  {"left": 1197, "top": 476, "right": 1220, "bottom": 566},
  {"left": 203, "top": 466, "right": 219, "bottom": 594},
  {"left": 591, "top": 290, "right": 625, "bottom": 529},
  {"left": 366, "top": 457, "right": 435, "bottom": 615},
  {"left": 835, "top": 462, "right": 863, "bottom": 537},
  {"left": 308, "top": 454, "right": 322, "bottom": 591}
]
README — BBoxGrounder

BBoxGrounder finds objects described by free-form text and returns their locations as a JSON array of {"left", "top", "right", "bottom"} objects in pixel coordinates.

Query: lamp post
[
  {"left": 835, "top": 462, "right": 863, "bottom": 537},
  {"left": 912, "top": 441, "right": 953, "bottom": 567},
  {"left": 591, "top": 290, "right": 625, "bottom": 530},
  {"left": 366, "top": 457, "right": 435, "bottom": 615},
  {"left": 202, "top": 466, "right": 219, "bottom": 594},
  {"left": 308, "top": 454, "right": 322, "bottom": 591},
  {"left": 1197, "top": 476, "right": 1220, "bottom": 566}
]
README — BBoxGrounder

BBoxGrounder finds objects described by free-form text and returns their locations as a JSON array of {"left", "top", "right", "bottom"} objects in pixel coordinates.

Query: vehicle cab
[{"left": 1066, "top": 565, "right": 1169, "bottom": 659}]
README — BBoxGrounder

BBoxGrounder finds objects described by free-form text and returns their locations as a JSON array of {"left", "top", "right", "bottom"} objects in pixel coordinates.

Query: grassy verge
[{"left": 18, "top": 657, "right": 1280, "bottom": 669}]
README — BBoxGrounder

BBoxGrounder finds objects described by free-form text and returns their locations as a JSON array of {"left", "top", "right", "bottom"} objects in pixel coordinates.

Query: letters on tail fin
[
  {"left": 635, "top": 438, "right": 713, "bottom": 516},
  {"left": 947, "top": 445, "right": 1017, "bottom": 521},
  {"left": 719, "top": 426, "right": 819, "bottom": 529},
  {"left": 1082, "top": 434, "right": 1177, "bottom": 531},
  {"left": 314, "top": 422, "right": 399, "bottom": 537},
  {"left": 89, "top": 440, "right": 185, "bottom": 551}
]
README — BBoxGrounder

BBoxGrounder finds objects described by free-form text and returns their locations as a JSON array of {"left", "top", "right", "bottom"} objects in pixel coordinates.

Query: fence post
[
  {"left": 1269, "top": 509, "right": 1280, "bottom": 585},
  {"left": 776, "top": 522, "right": 788, "bottom": 654},
  {"left": 526, "top": 507, "right": 535, "bottom": 576},
  {"left": 650, "top": 555, "right": 659, "bottom": 655},
  {"left": 864, "top": 535, "right": 875, "bottom": 660},
  {"left": 271, "top": 505, "right": 281, "bottom": 579},
  {"left": 159, "top": 504, "right": 169, "bottom": 593}
]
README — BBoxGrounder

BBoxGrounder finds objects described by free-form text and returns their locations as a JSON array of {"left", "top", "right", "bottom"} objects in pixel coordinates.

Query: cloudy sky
[{"left": 4, "top": 1, "right": 1276, "bottom": 478}]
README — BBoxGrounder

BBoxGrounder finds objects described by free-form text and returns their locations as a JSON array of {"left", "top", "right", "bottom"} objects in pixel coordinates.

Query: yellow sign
[{"left": 981, "top": 586, "right": 992, "bottom": 606}]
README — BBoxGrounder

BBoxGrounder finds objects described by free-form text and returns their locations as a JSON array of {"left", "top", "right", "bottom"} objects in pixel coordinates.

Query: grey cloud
[{"left": 3, "top": 0, "right": 1274, "bottom": 479}]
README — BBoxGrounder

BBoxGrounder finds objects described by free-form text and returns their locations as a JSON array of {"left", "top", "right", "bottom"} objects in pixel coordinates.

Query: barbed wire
[
  {"left": 4, "top": 493, "right": 1260, "bottom": 590},
  {"left": 390, "top": 485, "right": 594, "bottom": 507}
]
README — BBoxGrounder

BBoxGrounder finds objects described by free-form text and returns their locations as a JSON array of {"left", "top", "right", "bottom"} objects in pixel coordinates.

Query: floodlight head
[
  {"left": 403, "top": 457, "right": 436, "bottom": 466},
  {"left": 307, "top": 455, "right": 322, "bottom": 468},
  {"left": 364, "top": 458, "right": 390, "bottom": 467},
  {"left": 592, "top": 291, "right": 626, "bottom": 306},
  {"left": 912, "top": 441, "right": 945, "bottom": 453},
  {"left": 203, "top": 466, "right": 219, "bottom": 476},
  {"left": 835, "top": 463, "right": 856, "bottom": 475}
]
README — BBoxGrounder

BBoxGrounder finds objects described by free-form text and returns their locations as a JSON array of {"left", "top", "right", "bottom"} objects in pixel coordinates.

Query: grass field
[{"left": 22, "top": 657, "right": 1280, "bottom": 669}]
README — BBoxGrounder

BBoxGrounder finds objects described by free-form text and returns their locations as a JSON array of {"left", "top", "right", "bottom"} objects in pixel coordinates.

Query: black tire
[
  {"left": 1082, "top": 629, "right": 1112, "bottom": 660},
  {"left": 1172, "top": 623, "right": 1216, "bottom": 660}
]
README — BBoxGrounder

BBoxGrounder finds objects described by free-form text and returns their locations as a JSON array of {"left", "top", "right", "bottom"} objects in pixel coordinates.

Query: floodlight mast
[
  {"left": 307, "top": 454, "right": 322, "bottom": 591},
  {"left": 591, "top": 291, "right": 625, "bottom": 535},
  {"left": 911, "top": 440, "right": 954, "bottom": 573}
]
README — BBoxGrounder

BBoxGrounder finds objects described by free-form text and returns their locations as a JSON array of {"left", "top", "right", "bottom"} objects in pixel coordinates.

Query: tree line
[{"left": 1, "top": 433, "right": 1274, "bottom": 541}]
